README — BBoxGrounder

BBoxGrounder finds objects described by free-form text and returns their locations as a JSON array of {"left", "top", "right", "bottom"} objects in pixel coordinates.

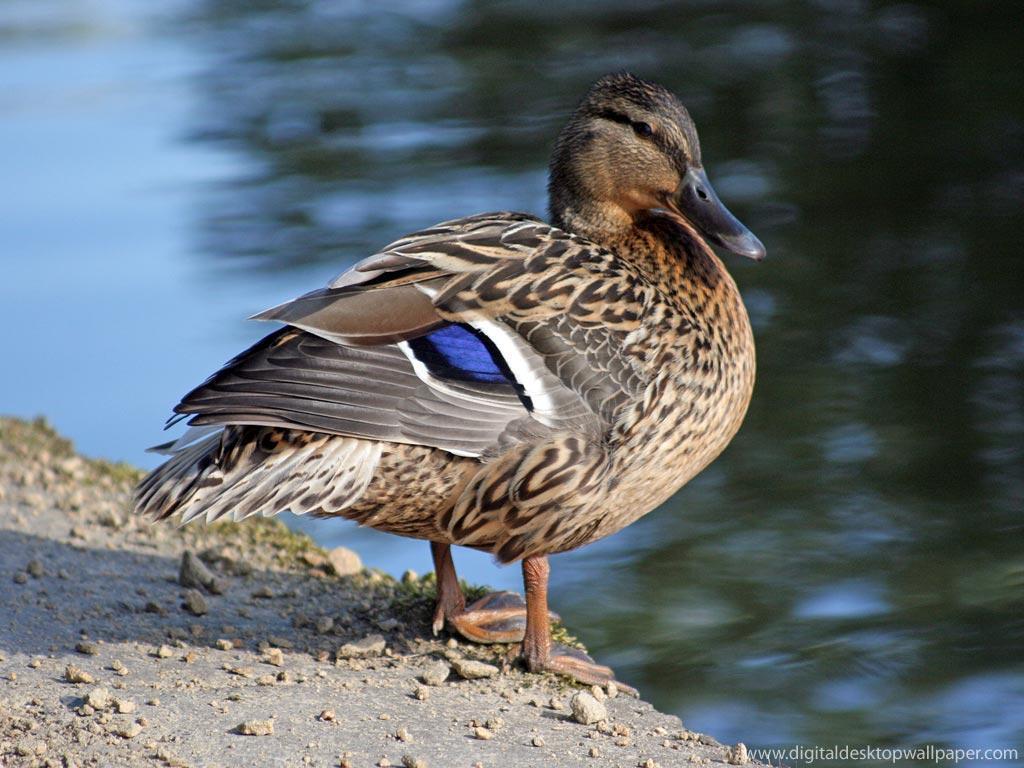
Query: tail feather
[{"left": 134, "top": 426, "right": 381, "bottom": 524}]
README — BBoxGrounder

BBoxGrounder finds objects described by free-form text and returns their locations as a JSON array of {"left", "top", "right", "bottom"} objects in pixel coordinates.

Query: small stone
[
  {"left": 28, "top": 658, "right": 41, "bottom": 668},
  {"left": 377, "top": 759, "right": 391, "bottom": 768},
  {"left": 178, "top": 551, "right": 224, "bottom": 593},
  {"left": 590, "top": 684, "right": 607, "bottom": 701},
  {"left": 549, "top": 697, "right": 565, "bottom": 711},
  {"left": 319, "top": 709, "right": 336, "bottom": 722},
  {"left": 115, "top": 722, "right": 143, "bottom": 739},
  {"left": 264, "top": 647, "right": 285, "bottom": 667},
  {"left": 64, "top": 664, "right": 94, "bottom": 684},
  {"left": 532, "top": 736, "right": 545, "bottom": 747},
  {"left": 336, "top": 634, "right": 386, "bottom": 659},
  {"left": 86, "top": 687, "right": 111, "bottom": 710},
  {"left": 12, "top": 572, "right": 27, "bottom": 584},
  {"left": 639, "top": 760, "right": 659, "bottom": 768},
  {"left": 155, "top": 645, "right": 175, "bottom": 659},
  {"left": 75, "top": 641, "right": 99, "bottom": 656},
  {"left": 147, "top": 698, "right": 160, "bottom": 706},
  {"left": 327, "top": 546, "right": 363, "bottom": 576},
  {"left": 183, "top": 589, "right": 208, "bottom": 616},
  {"left": 450, "top": 658, "right": 498, "bottom": 680},
  {"left": 300, "top": 551, "right": 327, "bottom": 568},
  {"left": 215, "top": 639, "right": 233, "bottom": 651},
  {"left": 402, "top": 757, "right": 427, "bottom": 768},
  {"left": 256, "top": 674, "right": 276, "bottom": 686},
  {"left": 473, "top": 726, "right": 493, "bottom": 740},
  {"left": 420, "top": 660, "right": 449, "bottom": 686},
  {"left": 570, "top": 691, "right": 607, "bottom": 725},
  {"left": 315, "top": 616, "right": 335, "bottom": 634},
  {"left": 413, "top": 685, "right": 429, "bottom": 701},
  {"left": 589, "top": 747, "right": 601, "bottom": 758},
  {"left": 727, "top": 743, "right": 749, "bottom": 765},
  {"left": 377, "top": 617, "right": 400, "bottom": 632},
  {"left": 26, "top": 559, "right": 44, "bottom": 578},
  {"left": 236, "top": 719, "right": 274, "bottom": 736},
  {"left": 115, "top": 698, "right": 137, "bottom": 714},
  {"left": 252, "top": 585, "right": 274, "bottom": 599},
  {"left": 396, "top": 727, "right": 411, "bottom": 742},
  {"left": 606, "top": 681, "right": 619, "bottom": 699}
]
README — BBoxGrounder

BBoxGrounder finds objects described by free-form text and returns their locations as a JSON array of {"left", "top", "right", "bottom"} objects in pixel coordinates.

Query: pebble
[
  {"left": 473, "top": 727, "right": 494, "bottom": 740},
  {"left": 178, "top": 551, "right": 227, "bottom": 594},
  {"left": 215, "top": 639, "right": 233, "bottom": 651},
  {"left": 13, "top": 572, "right": 28, "bottom": 584},
  {"left": 75, "top": 641, "right": 99, "bottom": 656},
  {"left": 26, "top": 559, "right": 44, "bottom": 577},
  {"left": 450, "top": 658, "right": 499, "bottom": 680},
  {"left": 236, "top": 719, "right": 275, "bottom": 736},
  {"left": 396, "top": 727, "right": 411, "bottom": 742},
  {"left": 401, "top": 757, "right": 427, "bottom": 768},
  {"left": 183, "top": 589, "right": 208, "bottom": 616},
  {"left": 336, "top": 634, "right": 386, "bottom": 659},
  {"left": 155, "top": 645, "right": 175, "bottom": 659},
  {"left": 264, "top": 647, "right": 285, "bottom": 667},
  {"left": 252, "top": 586, "right": 274, "bottom": 599},
  {"left": 86, "top": 687, "right": 111, "bottom": 710},
  {"left": 64, "top": 664, "right": 94, "bottom": 684},
  {"left": 115, "top": 698, "right": 137, "bottom": 714},
  {"left": 328, "top": 546, "right": 363, "bottom": 576},
  {"left": 413, "top": 685, "right": 430, "bottom": 701},
  {"left": 115, "top": 722, "right": 143, "bottom": 739},
  {"left": 571, "top": 691, "right": 607, "bottom": 725},
  {"left": 315, "top": 616, "right": 335, "bottom": 634},
  {"left": 727, "top": 743, "right": 749, "bottom": 765},
  {"left": 420, "top": 660, "right": 450, "bottom": 686},
  {"left": 532, "top": 736, "right": 545, "bottom": 747},
  {"left": 319, "top": 709, "right": 336, "bottom": 722},
  {"left": 589, "top": 747, "right": 601, "bottom": 758}
]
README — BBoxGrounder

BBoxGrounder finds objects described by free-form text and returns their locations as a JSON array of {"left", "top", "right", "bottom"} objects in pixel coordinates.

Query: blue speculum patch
[{"left": 408, "top": 324, "right": 512, "bottom": 384}]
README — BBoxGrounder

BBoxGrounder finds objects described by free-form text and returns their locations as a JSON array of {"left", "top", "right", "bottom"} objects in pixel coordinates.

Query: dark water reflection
[{"left": 6, "top": 0, "right": 1024, "bottom": 760}]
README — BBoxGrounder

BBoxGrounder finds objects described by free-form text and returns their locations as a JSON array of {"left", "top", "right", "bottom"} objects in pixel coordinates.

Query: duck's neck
[{"left": 551, "top": 195, "right": 720, "bottom": 298}]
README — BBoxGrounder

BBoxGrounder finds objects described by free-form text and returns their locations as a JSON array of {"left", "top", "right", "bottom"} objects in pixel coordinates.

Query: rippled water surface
[{"left": 2, "top": 0, "right": 1022, "bottom": 760}]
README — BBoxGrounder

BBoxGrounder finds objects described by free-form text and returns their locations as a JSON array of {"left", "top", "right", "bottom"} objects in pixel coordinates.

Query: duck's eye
[{"left": 632, "top": 121, "right": 654, "bottom": 138}]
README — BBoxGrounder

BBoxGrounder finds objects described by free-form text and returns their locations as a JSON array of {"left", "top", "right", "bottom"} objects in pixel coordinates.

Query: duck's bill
[{"left": 670, "top": 167, "right": 766, "bottom": 261}]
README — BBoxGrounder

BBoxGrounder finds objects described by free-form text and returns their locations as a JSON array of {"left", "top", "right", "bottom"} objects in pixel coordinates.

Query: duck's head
[{"left": 548, "top": 72, "right": 765, "bottom": 261}]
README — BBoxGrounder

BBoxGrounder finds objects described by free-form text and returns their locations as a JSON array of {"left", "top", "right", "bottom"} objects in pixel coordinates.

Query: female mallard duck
[{"left": 136, "top": 72, "right": 764, "bottom": 688}]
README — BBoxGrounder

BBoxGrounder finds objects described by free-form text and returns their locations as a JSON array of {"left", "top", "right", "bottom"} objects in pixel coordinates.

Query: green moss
[
  {"left": 88, "top": 458, "right": 144, "bottom": 485},
  {"left": 0, "top": 415, "right": 75, "bottom": 459}
]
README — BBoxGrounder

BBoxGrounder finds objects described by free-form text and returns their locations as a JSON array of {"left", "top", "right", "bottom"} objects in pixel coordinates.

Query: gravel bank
[{"left": 0, "top": 417, "right": 756, "bottom": 768}]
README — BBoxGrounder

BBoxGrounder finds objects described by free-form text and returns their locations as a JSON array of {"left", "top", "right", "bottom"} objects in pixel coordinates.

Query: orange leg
[
  {"left": 521, "top": 555, "right": 636, "bottom": 693},
  {"left": 430, "top": 542, "right": 554, "bottom": 644}
]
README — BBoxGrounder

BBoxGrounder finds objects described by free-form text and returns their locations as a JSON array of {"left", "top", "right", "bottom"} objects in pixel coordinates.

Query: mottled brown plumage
[{"left": 136, "top": 72, "right": 764, "bottom": 688}]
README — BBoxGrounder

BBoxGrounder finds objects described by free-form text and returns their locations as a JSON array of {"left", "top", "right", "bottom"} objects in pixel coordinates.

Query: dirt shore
[{"left": 0, "top": 416, "right": 754, "bottom": 768}]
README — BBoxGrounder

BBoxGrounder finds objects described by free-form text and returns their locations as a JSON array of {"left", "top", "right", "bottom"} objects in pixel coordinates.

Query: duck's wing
[{"left": 170, "top": 212, "right": 652, "bottom": 459}]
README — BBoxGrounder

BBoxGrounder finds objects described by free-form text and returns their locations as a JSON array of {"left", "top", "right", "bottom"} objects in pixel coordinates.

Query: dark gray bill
[{"left": 671, "top": 167, "right": 766, "bottom": 261}]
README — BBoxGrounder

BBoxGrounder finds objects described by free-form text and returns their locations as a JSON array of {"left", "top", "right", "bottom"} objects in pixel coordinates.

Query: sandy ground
[{"left": 0, "top": 417, "right": 755, "bottom": 768}]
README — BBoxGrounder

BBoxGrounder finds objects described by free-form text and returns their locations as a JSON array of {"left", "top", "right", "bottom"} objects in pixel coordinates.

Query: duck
[{"left": 136, "top": 72, "right": 764, "bottom": 689}]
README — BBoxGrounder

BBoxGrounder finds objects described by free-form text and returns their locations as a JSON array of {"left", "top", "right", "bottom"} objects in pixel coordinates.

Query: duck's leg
[
  {"left": 430, "top": 542, "right": 550, "bottom": 644},
  {"left": 520, "top": 555, "right": 636, "bottom": 693}
]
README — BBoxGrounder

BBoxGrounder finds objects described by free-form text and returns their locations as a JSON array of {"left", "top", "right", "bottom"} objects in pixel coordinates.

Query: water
[{"left": 2, "top": 0, "right": 1022, "bottom": 761}]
